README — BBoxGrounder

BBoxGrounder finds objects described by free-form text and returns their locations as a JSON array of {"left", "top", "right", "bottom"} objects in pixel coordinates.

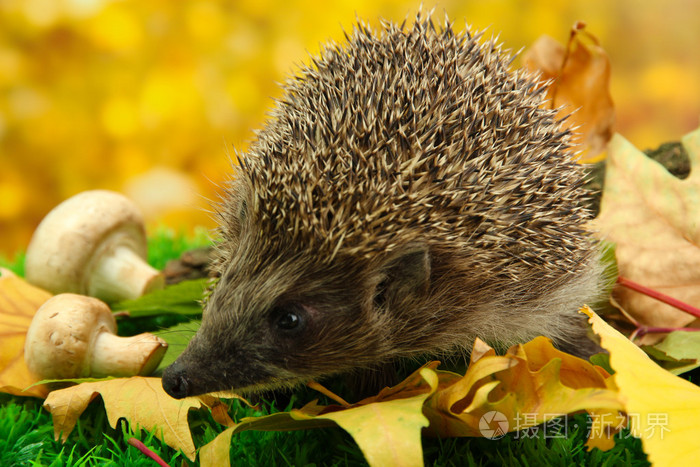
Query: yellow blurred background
[{"left": 1, "top": 0, "right": 699, "bottom": 257}]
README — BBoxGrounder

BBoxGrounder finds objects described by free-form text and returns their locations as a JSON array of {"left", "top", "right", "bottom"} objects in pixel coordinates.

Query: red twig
[
  {"left": 616, "top": 276, "right": 700, "bottom": 319},
  {"left": 127, "top": 438, "right": 170, "bottom": 467}
]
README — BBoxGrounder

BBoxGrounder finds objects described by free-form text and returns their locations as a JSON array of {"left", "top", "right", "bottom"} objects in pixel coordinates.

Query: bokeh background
[{"left": 1, "top": 0, "right": 699, "bottom": 257}]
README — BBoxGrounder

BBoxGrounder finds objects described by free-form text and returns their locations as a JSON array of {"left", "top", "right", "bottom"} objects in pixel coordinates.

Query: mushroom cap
[
  {"left": 24, "top": 293, "right": 116, "bottom": 379},
  {"left": 25, "top": 190, "right": 149, "bottom": 296}
]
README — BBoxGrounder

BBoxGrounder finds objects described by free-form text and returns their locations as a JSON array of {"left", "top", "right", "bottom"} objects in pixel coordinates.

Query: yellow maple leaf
[
  {"left": 200, "top": 367, "right": 439, "bottom": 467},
  {"left": 43, "top": 376, "right": 206, "bottom": 461},
  {"left": 199, "top": 428, "right": 236, "bottom": 467},
  {"left": 583, "top": 305, "right": 700, "bottom": 465},
  {"left": 592, "top": 127, "right": 700, "bottom": 334},
  {"left": 306, "top": 369, "right": 436, "bottom": 467},
  {"left": 0, "top": 268, "right": 51, "bottom": 398}
]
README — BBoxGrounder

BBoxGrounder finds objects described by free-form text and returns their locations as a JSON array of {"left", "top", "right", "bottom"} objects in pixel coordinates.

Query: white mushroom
[
  {"left": 24, "top": 293, "right": 168, "bottom": 379},
  {"left": 25, "top": 190, "right": 164, "bottom": 303}
]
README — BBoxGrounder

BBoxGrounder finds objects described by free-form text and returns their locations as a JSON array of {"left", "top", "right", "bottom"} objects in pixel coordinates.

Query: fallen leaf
[
  {"left": 643, "top": 331, "right": 700, "bottom": 375},
  {"left": 592, "top": 128, "right": 700, "bottom": 335},
  {"left": 199, "top": 402, "right": 335, "bottom": 467},
  {"left": 0, "top": 268, "right": 51, "bottom": 398},
  {"left": 43, "top": 376, "right": 206, "bottom": 460},
  {"left": 583, "top": 305, "right": 700, "bottom": 465},
  {"left": 199, "top": 370, "right": 437, "bottom": 467},
  {"left": 642, "top": 346, "right": 700, "bottom": 376},
  {"left": 111, "top": 279, "right": 208, "bottom": 317},
  {"left": 652, "top": 330, "right": 700, "bottom": 361},
  {"left": 200, "top": 337, "right": 624, "bottom": 466},
  {"left": 423, "top": 336, "right": 622, "bottom": 450},
  {"left": 309, "top": 368, "right": 435, "bottom": 467},
  {"left": 589, "top": 352, "right": 614, "bottom": 375},
  {"left": 152, "top": 319, "right": 201, "bottom": 372},
  {"left": 198, "top": 394, "right": 236, "bottom": 427},
  {"left": 199, "top": 427, "right": 235, "bottom": 467},
  {"left": 522, "top": 23, "right": 614, "bottom": 162}
]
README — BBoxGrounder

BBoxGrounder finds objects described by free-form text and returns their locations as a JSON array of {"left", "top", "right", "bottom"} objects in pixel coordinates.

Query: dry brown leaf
[
  {"left": 592, "top": 128, "right": 700, "bottom": 336},
  {"left": 43, "top": 376, "right": 207, "bottom": 460},
  {"left": 0, "top": 268, "right": 51, "bottom": 398},
  {"left": 199, "top": 394, "right": 236, "bottom": 427},
  {"left": 522, "top": 23, "right": 614, "bottom": 162}
]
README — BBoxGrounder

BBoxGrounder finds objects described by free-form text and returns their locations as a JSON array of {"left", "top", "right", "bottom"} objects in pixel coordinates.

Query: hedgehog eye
[
  {"left": 272, "top": 304, "right": 306, "bottom": 333},
  {"left": 277, "top": 311, "right": 299, "bottom": 329}
]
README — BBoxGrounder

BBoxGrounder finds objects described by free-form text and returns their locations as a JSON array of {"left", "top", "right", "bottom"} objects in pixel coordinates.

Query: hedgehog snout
[{"left": 161, "top": 360, "right": 191, "bottom": 399}]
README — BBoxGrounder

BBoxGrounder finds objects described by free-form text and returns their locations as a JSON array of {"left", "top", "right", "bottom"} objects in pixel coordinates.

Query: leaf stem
[
  {"left": 549, "top": 21, "right": 587, "bottom": 110},
  {"left": 616, "top": 276, "right": 700, "bottom": 319},
  {"left": 307, "top": 381, "right": 350, "bottom": 407},
  {"left": 127, "top": 438, "right": 170, "bottom": 467}
]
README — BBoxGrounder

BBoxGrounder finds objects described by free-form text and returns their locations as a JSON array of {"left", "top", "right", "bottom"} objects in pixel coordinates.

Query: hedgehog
[{"left": 161, "top": 14, "right": 605, "bottom": 399}]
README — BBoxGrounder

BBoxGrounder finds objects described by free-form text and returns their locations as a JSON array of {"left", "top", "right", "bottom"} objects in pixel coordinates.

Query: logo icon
[{"left": 479, "top": 411, "right": 509, "bottom": 439}]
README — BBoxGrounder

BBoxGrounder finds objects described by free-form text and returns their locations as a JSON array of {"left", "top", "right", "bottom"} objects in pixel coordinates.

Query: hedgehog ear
[{"left": 375, "top": 245, "right": 431, "bottom": 309}]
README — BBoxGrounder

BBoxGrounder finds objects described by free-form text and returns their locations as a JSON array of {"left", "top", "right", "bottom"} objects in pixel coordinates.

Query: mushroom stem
[
  {"left": 90, "top": 331, "right": 168, "bottom": 377},
  {"left": 88, "top": 245, "right": 164, "bottom": 303}
]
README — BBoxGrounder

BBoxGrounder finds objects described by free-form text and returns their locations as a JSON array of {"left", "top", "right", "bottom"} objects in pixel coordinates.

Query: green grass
[
  {"left": 1, "top": 228, "right": 651, "bottom": 466},
  {"left": 0, "top": 391, "right": 649, "bottom": 466},
  {"left": 0, "top": 390, "right": 649, "bottom": 467},
  {"left": 0, "top": 394, "right": 187, "bottom": 466},
  {"left": 145, "top": 226, "right": 212, "bottom": 271},
  {"left": 0, "top": 250, "right": 24, "bottom": 276}
]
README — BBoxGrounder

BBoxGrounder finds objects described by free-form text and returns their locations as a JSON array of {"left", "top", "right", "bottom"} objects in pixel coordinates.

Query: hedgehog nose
[{"left": 162, "top": 362, "right": 191, "bottom": 399}]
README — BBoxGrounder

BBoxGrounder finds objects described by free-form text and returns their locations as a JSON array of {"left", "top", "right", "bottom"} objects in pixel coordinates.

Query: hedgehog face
[{"left": 161, "top": 237, "right": 433, "bottom": 398}]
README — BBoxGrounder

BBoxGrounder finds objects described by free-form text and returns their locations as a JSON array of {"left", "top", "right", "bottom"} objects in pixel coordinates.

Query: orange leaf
[
  {"left": 0, "top": 268, "right": 51, "bottom": 398},
  {"left": 199, "top": 394, "right": 236, "bottom": 427},
  {"left": 423, "top": 336, "right": 623, "bottom": 449},
  {"left": 522, "top": 23, "right": 615, "bottom": 163}
]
